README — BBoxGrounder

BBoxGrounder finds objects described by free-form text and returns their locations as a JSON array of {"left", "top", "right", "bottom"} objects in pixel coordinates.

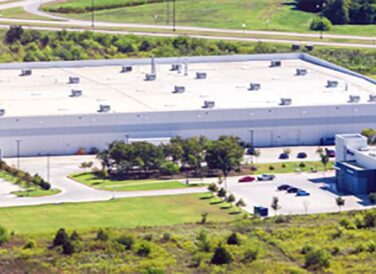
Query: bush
[
  {"left": 23, "top": 240, "right": 36, "bottom": 249},
  {"left": 310, "top": 16, "right": 332, "bottom": 31},
  {"left": 96, "top": 228, "right": 109, "bottom": 241},
  {"left": 211, "top": 246, "right": 233, "bottom": 265},
  {"left": 227, "top": 232, "right": 241, "bottom": 245},
  {"left": 161, "top": 232, "right": 171, "bottom": 242},
  {"left": 53, "top": 228, "right": 69, "bottom": 247},
  {"left": 299, "top": 162, "right": 306, "bottom": 168},
  {"left": 242, "top": 248, "right": 259, "bottom": 263},
  {"left": 331, "top": 246, "right": 340, "bottom": 256},
  {"left": 304, "top": 248, "right": 330, "bottom": 270},
  {"left": 367, "top": 240, "right": 376, "bottom": 253},
  {"left": 143, "top": 234, "right": 153, "bottom": 241},
  {"left": 117, "top": 235, "right": 134, "bottom": 250},
  {"left": 137, "top": 243, "right": 151, "bottom": 257},
  {"left": 70, "top": 230, "right": 81, "bottom": 241},
  {"left": 364, "top": 212, "right": 376, "bottom": 228},
  {"left": 301, "top": 244, "right": 313, "bottom": 254},
  {"left": 62, "top": 240, "right": 76, "bottom": 255},
  {"left": 0, "top": 226, "right": 9, "bottom": 245}
]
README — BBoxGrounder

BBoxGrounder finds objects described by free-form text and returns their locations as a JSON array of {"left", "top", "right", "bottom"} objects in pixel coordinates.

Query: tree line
[
  {"left": 96, "top": 135, "right": 244, "bottom": 180},
  {"left": 296, "top": 0, "right": 376, "bottom": 24},
  {"left": 1, "top": 26, "right": 375, "bottom": 76}
]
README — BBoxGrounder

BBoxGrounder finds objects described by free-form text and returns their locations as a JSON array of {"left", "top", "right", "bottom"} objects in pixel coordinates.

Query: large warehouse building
[{"left": 0, "top": 53, "right": 375, "bottom": 157}]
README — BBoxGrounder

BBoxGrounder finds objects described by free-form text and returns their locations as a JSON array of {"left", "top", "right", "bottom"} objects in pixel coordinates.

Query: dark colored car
[
  {"left": 238, "top": 176, "right": 255, "bottom": 183},
  {"left": 297, "top": 152, "right": 307, "bottom": 159},
  {"left": 277, "top": 184, "right": 291, "bottom": 191},
  {"left": 257, "top": 174, "right": 276, "bottom": 181},
  {"left": 287, "top": 187, "right": 299, "bottom": 193},
  {"left": 296, "top": 190, "right": 310, "bottom": 196},
  {"left": 279, "top": 153, "right": 289, "bottom": 159},
  {"left": 325, "top": 148, "right": 335, "bottom": 158}
]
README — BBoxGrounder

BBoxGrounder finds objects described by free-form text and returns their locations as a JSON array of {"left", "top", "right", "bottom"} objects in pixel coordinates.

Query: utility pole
[
  {"left": 15, "top": 139, "right": 21, "bottom": 169},
  {"left": 91, "top": 0, "right": 95, "bottom": 28},
  {"left": 172, "top": 0, "right": 176, "bottom": 32}
]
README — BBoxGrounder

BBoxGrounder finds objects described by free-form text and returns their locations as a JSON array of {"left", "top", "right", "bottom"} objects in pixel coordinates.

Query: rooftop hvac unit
[
  {"left": 369, "top": 95, "right": 376, "bottom": 102},
  {"left": 20, "top": 69, "right": 32, "bottom": 76},
  {"left": 173, "top": 86, "right": 185, "bottom": 94},
  {"left": 171, "top": 64, "right": 181, "bottom": 71},
  {"left": 203, "top": 100, "right": 215, "bottom": 109},
  {"left": 305, "top": 44, "right": 314, "bottom": 51},
  {"left": 70, "top": 89, "right": 82, "bottom": 97},
  {"left": 326, "top": 80, "right": 338, "bottom": 88},
  {"left": 249, "top": 83, "right": 261, "bottom": 91},
  {"left": 98, "top": 104, "right": 111, "bottom": 113},
  {"left": 196, "top": 72, "right": 207, "bottom": 79},
  {"left": 270, "top": 60, "right": 281, "bottom": 67},
  {"left": 348, "top": 95, "right": 360, "bottom": 103},
  {"left": 121, "top": 66, "right": 133, "bottom": 73},
  {"left": 292, "top": 44, "right": 300, "bottom": 51},
  {"left": 69, "top": 77, "right": 80, "bottom": 84},
  {"left": 296, "top": 68, "right": 307, "bottom": 76},
  {"left": 0, "top": 109, "right": 5, "bottom": 116},
  {"left": 145, "top": 73, "right": 156, "bottom": 81},
  {"left": 280, "top": 98, "right": 292, "bottom": 106}
]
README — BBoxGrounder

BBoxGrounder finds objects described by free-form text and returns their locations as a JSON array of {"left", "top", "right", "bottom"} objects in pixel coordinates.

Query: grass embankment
[
  {"left": 43, "top": 0, "right": 376, "bottom": 36},
  {"left": 0, "top": 193, "right": 238, "bottom": 234},
  {"left": 0, "top": 171, "right": 60, "bottom": 197},
  {"left": 70, "top": 172, "right": 206, "bottom": 191},
  {"left": 253, "top": 160, "right": 334, "bottom": 175},
  {"left": 0, "top": 7, "right": 57, "bottom": 21}
]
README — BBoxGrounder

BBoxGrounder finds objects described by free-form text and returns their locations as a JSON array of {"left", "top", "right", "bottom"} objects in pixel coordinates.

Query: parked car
[
  {"left": 297, "top": 152, "right": 307, "bottom": 159},
  {"left": 277, "top": 184, "right": 291, "bottom": 191},
  {"left": 325, "top": 148, "right": 335, "bottom": 158},
  {"left": 257, "top": 174, "right": 276, "bottom": 181},
  {"left": 287, "top": 187, "right": 299, "bottom": 193},
  {"left": 238, "top": 176, "right": 255, "bottom": 183},
  {"left": 279, "top": 153, "right": 289, "bottom": 159},
  {"left": 296, "top": 190, "right": 310, "bottom": 196}
]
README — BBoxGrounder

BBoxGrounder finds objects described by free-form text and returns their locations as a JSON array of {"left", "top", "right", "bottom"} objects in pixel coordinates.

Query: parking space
[{"left": 226, "top": 172, "right": 373, "bottom": 215}]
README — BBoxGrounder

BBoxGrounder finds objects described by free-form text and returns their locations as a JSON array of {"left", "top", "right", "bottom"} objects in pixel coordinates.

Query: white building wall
[{"left": 1, "top": 104, "right": 376, "bottom": 157}]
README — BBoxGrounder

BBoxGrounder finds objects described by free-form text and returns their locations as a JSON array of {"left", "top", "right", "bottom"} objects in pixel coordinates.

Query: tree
[
  {"left": 70, "top": 230, "right": 81, "bottom": 241},
  {"left": 226, "top": 193, "right": 236, "bottom": 207},
  {"left": 160, "top": 162, "right": 180, "bottom": 176},
  {"left": 227, "top": 232, "right": 241, "bottom": 245},
  {"left": 369, "top": 192, "right": 376, "bottom": 205},
  {"left": 201, "top": 212, "right": 208, "bottom": 224},
  {"left": 316, "top": 147, "right": 324, "bottom": 156},
  {"left": 271, "top": 196, "right": 281, "bottom": 215},
  {"left": 217, "top": 187, "right": 227, "bottom": 200},
  {"left": 208, "top": 183, "right": 219, "bottom": 197},
  {"left": 62, "top": 240, "right": 76, "bottom": 255},
  {"left": 0, "top": 226, "right": 9, "bottom": 245},
  {"left": 323, "top": 0, "right": 350, "bottom": 25},
  {"left": 53, "top": 228, "right": 69, "bottom": 247},
  {"left": 5, "top": 25, "right": 24, "bottom": 44},
  {"left": 252, "top": 149, "right": 261, "bottom": 164},
  {"left": 181, "top": 136, "right": 207, "bottom": 176},
  {"left": 235, "top": 198, "right": 247, "bottom": 210},
  {"left": 205, "top": 136, "right": 243, "bottom": 190},
  {"left": 320, "top": 154, "right": 329, "bottom": 171},
  {"left": 211, "top": 245, "right": 233, "bottom": 265},
  {"left": 310, "top": 16, "right": 333, "bottom": 31},
  {"left": 336, "top": 196, "right": 345, "bottom": 212}
]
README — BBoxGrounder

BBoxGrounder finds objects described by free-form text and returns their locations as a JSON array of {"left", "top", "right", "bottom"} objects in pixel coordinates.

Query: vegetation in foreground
[
  {"left": 0, "top": 204, "right": 374, "bottom": 273},
  {"left": 1, "top": 27, "right": 375, "bottom": 77},
  {"left": 41, "top": 0, "right": 376, "bottom": 36}
]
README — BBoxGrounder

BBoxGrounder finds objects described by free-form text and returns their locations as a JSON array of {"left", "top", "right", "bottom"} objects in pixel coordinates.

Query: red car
[{"left": 238, "top": 176, "right": 255, "bottom": 183}]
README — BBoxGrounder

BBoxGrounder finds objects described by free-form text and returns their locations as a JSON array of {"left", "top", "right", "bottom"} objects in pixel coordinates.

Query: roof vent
[
  {"left": 296, "top": 68, "right": 307, "bottom": 76},
  {"left": 196, "top": 72, "right": 207, "bottom": 79},
  {"left": 249, "top": 83, "right": 261, "bottom": 91},
  {"left": 326, "top": 80, "right": 338, "bottom": 88},
  {"left": 280, "top": 98, "right": 292, "bottom": 106},
  {"left": 203, "top": 101, "right": 215, "bottom": 109},
  {"left": 173, "top": 86, "right": 185, "bottom": 94},
  {"left": 20, "top": 69, "right": 32, "bottom": 76},
  {"left": 70, "top": 89, "right": 82, "bottom": 97},
  {"left": 171, "top": 64, "right": 181, "bottom": 71},
  {"left": 0, "top": 108, "right": 5, "bottom": 116},
  {"left": 98, "top": 104, "right": 111, "bottom": 113},
  {"left": 121, "top": 66, "right": 133, "bottom": 73},
  {"left": 270, "top": 60, "right": 281, "bottom": 67},
  {"left": 69, "top": 77, "right": 80, "bottom": 84},
  {"left": 348, "top": 95, "right": 360, "bottom": 103},
  {"left": 368, "top": 95, "right": 376, "bottom": 102},
  {"left": 145, "top": 73, "right": 156, "bottom": 81}
]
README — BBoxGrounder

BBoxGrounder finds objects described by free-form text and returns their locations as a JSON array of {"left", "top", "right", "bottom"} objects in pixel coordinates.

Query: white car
[{"left": 257, "top": 174, "right": 276, "bottom": 181}]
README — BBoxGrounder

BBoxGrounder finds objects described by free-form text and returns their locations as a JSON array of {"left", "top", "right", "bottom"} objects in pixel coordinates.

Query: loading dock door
[
  {"left": 273, "top": 130, "right": 299, "bottom": 146},
  {"left": 254, "top": 130, "right": 272, "bottom": 147}
]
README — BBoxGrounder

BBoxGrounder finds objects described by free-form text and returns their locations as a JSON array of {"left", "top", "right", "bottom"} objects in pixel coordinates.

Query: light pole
[
  {"left": 15, "top": 139, "right": 21, "bottom": 169},
  {"left": 249, "top": 129, "right": 254, "bottom": 164},
  {"left": 91, "top": 0, "right": 95, "bottom": 28}
]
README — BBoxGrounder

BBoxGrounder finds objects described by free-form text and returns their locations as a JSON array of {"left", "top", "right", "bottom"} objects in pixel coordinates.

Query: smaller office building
[{"left": 335, "top": 134, "right": 376, "bottom": 194}]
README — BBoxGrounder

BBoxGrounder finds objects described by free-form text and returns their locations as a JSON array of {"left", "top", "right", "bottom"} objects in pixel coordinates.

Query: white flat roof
[{"left": 0, "top": 55, "right": 375, "bottom": 117}]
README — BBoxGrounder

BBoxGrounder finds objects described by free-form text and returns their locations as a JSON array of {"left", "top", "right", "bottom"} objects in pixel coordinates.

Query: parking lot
[{"left": 225, "top": 172, "right": 374, "bottom": 215}]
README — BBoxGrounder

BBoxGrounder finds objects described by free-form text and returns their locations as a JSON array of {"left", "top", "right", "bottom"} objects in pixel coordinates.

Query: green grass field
[
  {"left": 253, "top": 160, "right": 334, "bottom": 175},
  {"left": 70, "top": 172, "right": 207, "bottom": 191},
  {"left": 0, "top": 193, "right": 238, "bottom": 234},
  {"left": 43, "top": 0, "right": 376, "bottom": 36}
]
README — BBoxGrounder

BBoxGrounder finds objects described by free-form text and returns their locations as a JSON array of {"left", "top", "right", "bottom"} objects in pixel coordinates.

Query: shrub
[
  {"left": 96, "top": 228, "right": 109, "bottom": 241},
  {"left": 332, "top": 227, "right": 344, "bottom": 239},
  {"left": 62, "top": 240, "right": 75, "bottom": 255},
  {"left": 331, "top": 246, "right": 340, "bottom": 256},
  {"left": 242, "top": 248, "right": 259, "bottom": 263},
  {"left": 217, "top": 188, "right": 226, "bottom": 199},
  {"left": 299, "top": 162, "right": 306, "bottom": 168},
  {"left": 117, "top": 235, "right": 134, "bottom": 250},
  {"left": 53, "top": 228, "right": 69, "bottom": 247},
  {"left": 367, "top": 240, "right": 376, "bottom": 253},
  {"left": 304, "top": 248, "right": 330, "bottom": 270},
  {"left": 354, "top": 243, "right": 366, "bottom": 254},
  {"left": 162, "top": 232, "right": 171, "bottom": 242},
  {"left": 0, "top": 226, "right": 9, "bottom": 245},
  {"left": 137, "top": 243, "right": 151, "bottom": 257},
  {"left": 70, "top": 230, "right": 81, "bottom": 241},
  {"left": 211, "top": 246, "right": 233, "bottom": 265},
  {"left": 364, "top": 212, "right": 376, "bottom": 228},
  {"left": 227, "top": 232, "right": 241, "bottom": 245},
  {"left": 310, "top": 16, "right": 332, "bottom": 31},
  {"left": 301, "top": 244, "right": 313, "bottom": 255},
  {"left": 201, "top": 212, "right": 208, "bottom": 224},
  {"left": 269, "top": 165, "right": 275, "bottom": 171},
  {"left": 23, "top": 240, "right": 36, "bottom": 249},
  {"left": 281, "top": 163, "right": 286, "bottom": 168},
  {"left": 143, "top": 234, "right": 153, "bottom": 241}
]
